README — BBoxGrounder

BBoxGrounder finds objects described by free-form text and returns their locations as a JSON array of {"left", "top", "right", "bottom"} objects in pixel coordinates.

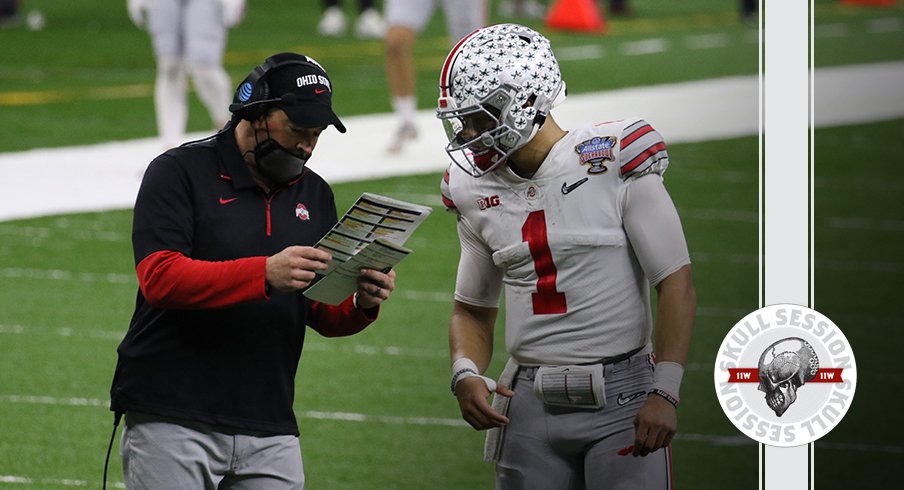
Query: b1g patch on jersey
[
  {"left": 476, "top": 195, "right": 501, "bottom": 210},
  {"left": 574, "top": 136, "right": 616, "bottom": 174},
  {"left": 296, "top": 203, "right": 311, "bottom": 220},
  {"left": 713, "top": 304, "right": 856, "bottom": 447}
]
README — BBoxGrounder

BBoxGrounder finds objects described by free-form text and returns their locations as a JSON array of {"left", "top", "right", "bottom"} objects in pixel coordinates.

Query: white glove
[
  {"left": 220, "top": 0, "right": 246, "bottom": 28},
  {"left": 126, "top": 0, "right": 148, "bottom": 29}
]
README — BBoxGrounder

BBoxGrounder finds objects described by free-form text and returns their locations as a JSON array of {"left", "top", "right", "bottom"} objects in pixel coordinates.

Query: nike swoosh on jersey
[
  {"left": 219, "top": 197, "right": 239, "bottom": 204},
  {"left": 616, "top": 391, "right": 647, "bottom": 406},
  {"left": 315, "top": 88, "right": 329, "bottom": 94},
  {"left": 561, "top": 177, "right": 589, "bottom": 195}
]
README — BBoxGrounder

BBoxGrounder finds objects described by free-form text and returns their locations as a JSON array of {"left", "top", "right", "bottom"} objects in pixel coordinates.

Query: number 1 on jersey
[{"left": 522, "top": 210, "right": 567, "bottom": 314}]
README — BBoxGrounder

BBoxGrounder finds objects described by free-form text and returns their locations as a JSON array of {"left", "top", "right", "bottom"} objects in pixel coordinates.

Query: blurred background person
[
  {"left": 127, "top": 0, "right": 245, "bottom": 149},
  {"left": 497, "top": 0, "right": 546, "bottom": 19},
  {"left": 0, "top": 0, "right": 20, "bottom": 27},
  {"left": 608, "top": 0, "right": 631, "bottom": 16},
  {"left": 383, "top": 0, "right": 487, "bottom": 154},
  {"left": 317, "top": 0, "right": 387, "bottom": 39},
  {"left": 741, "top": 0, "right": 756, "bottom": 23}
]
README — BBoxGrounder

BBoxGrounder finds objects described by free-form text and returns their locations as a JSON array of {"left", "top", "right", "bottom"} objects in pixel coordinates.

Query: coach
[{"left": 109, "top": 52, "right": 396, "bottom": 488}]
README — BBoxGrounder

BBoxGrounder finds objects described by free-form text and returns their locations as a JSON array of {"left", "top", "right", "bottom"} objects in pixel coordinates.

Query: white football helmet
[{"left": 437, "top": 24, "right": 566, "bottom": 177}]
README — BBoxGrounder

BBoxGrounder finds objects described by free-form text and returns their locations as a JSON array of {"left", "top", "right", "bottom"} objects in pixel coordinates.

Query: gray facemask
[{"left": 252, "top": 131, "right": 310, "bottom": 186}]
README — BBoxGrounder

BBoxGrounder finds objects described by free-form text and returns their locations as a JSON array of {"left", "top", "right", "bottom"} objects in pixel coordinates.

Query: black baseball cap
[{"left": 261, "top": 55, "right": 347, "bottom": 133}]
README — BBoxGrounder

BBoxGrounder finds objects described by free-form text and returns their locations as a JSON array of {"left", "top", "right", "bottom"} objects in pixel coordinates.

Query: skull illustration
[{"left": 757, "top": 337, "right": 819, "bottom": 417}]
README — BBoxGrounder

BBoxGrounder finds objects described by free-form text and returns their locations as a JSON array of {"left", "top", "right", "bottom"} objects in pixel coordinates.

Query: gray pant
[
  {"left": 497, "top": 354, "right": 672, "bottom": 490},
  {"left": 147, "top": 0, "right": 226, "bottom": 64},
  {"left": 121, "top": 412, "right": 305, "bottom": 489}
]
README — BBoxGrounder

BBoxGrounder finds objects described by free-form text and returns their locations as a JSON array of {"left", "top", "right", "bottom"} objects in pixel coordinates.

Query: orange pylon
[{"left": 545, "top": 0, "right": 607, "bottom": 34}]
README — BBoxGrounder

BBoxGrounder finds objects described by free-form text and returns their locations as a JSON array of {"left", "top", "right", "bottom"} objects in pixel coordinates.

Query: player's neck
[{"left": 508, "top": 115, "right": 567, "bottom": 178}]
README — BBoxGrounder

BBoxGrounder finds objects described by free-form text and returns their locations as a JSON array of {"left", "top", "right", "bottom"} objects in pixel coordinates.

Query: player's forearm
[
  {"left": 653, "top": 264, "right": 696, "bottom": 365},
  {"left": 449, "top": 300, "right": 498, "bottom": 372}
]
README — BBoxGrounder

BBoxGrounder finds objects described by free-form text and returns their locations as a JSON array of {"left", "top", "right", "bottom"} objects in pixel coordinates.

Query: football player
[
  {"left": 439, "top": 24, "right": 696, "bottom": 489},
  {"left": 383, "top": 0, "right": 487, "bottom": 153},
  {"left": 127, "top": 0, "right": 245, "bottom": 148}
]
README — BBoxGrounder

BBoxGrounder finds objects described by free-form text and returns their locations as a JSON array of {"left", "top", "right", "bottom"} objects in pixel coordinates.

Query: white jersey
[{"left": 441, "top": 118, "right": 690, "bottom": 366}]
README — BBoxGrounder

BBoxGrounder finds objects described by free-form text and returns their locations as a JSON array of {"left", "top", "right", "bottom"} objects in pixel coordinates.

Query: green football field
[{"left": 1, "top": 0, "right": 902, "bottom": 488}]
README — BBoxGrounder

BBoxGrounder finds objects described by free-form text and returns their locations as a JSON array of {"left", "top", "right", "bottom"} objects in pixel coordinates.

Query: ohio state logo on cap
[{"left": 713, "top": 304, "right": 856, "bottom": 447}]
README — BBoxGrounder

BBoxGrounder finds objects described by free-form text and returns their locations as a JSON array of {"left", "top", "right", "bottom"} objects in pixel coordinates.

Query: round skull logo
[
  {"left": 714, "top": 304, "right": 857, "bottom": 447},
  {"left": 757, "top": 337, "right": 819, "bottom": 417}
]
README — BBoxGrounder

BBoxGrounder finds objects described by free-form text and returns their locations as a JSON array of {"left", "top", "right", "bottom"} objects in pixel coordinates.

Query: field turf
[{"left": 1, "top": 0, "right": 902, "bottom": 488}]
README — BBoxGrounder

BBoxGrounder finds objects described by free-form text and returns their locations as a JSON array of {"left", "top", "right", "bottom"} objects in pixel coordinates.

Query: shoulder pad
[{"left": 619, "top": 119, "right": 669, "bottom": 180}]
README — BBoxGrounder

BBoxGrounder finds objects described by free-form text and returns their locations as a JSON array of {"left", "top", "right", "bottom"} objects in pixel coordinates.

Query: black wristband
[
  {"left": 649, "top": 388, "right": 679, "bottom": 408},
  {"left": 450, "top": 367, "right": 478, "bottom": 393}
]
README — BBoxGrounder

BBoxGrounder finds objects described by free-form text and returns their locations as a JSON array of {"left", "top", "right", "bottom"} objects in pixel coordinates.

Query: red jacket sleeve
[
  {"left": 308, "top": 295, "right": 379, "bottom": 337},
  {"left": 136, "top": 250, "right": 268, "bottom": 309}
]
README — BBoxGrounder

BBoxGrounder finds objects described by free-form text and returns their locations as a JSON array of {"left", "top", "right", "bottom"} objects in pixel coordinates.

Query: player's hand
[
  {"left": 354, "top": 268, "right": 396, "bottom": 309},
  {"left": 126, "top": 0, "right": 148, "bottom": 29},
  {"left": 631, "top": 393, "right": 677, "bottom": 457},
  {"left": 266, "top": 246, "right": 331, "bottom": 292},
  {"left": 454, "top": 377, "right": 514, "bottom": 431}
]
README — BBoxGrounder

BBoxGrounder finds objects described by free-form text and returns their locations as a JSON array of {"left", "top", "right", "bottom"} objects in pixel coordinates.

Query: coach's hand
[
  {"left": 354, "top": 268, "right": 396, "bottom": 309},
  {"left": 454, "top": 377, "right": 514, "bottom": 430},
  {"left": 266, "top": 246, "right": 331, "bottom": 292},
  {"left": 631, "top": 394, "right": 677, "bottom": 457}
]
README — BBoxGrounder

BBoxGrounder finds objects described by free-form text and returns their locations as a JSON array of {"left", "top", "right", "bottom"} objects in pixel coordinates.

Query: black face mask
[{"left": 252, "top": 136, "right": 310, "bottom": 186}]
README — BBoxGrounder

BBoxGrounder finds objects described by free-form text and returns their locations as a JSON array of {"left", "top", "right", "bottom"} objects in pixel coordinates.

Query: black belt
[
  {"left": 592, "top": 345, "right": 646, "bottom": 366},
  {"left": 521, "top": 346, "right": 646, "bottom": 376}
]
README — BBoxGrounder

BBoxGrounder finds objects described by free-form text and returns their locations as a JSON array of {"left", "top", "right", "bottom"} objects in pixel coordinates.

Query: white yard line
[
  {"left": 0, "top": 394, "right": 900, "bottom": 461},
  {"left": 0, "top": 475, "right": 122, "bottom": 488}
]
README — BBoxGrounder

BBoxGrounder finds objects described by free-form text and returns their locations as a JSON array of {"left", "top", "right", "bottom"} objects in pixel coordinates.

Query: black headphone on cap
[{"left": 229, "top": 52, "right": 316, "bottom": 122}]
